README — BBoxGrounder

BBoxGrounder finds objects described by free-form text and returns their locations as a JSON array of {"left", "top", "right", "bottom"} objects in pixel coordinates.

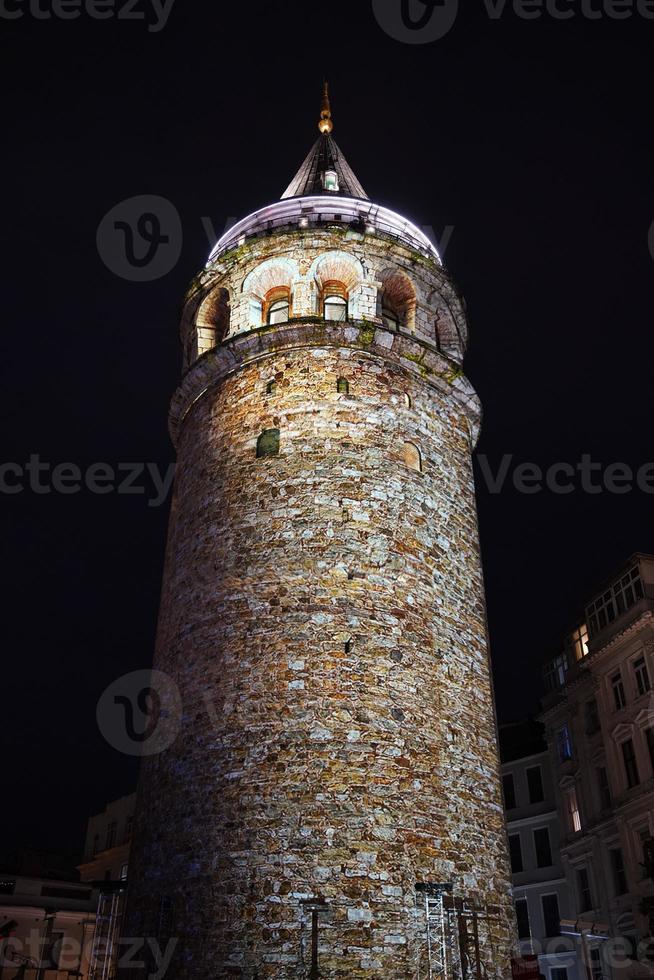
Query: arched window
[
  {"left": 378, "top": 270, "right": 417, "bottom": 332},
  {"left": 256, "top": 429, "right": 280, "bottom": 458},
  {"left": 265, "top": 287, "right": 291, "bottom": 325},
  {"left": 336, "top": 378, "right": 350, "bottom": 394},
  {"left": 324, "top": 294, "right": 347, "bottom": 322},
  {"left": 403, "top": 442, "right": 422, "bottom": 473}
]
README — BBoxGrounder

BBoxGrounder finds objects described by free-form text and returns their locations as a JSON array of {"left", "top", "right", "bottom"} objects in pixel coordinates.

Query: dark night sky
[{"left": 2, "top": 0, "right": 653, "bottom": 857}]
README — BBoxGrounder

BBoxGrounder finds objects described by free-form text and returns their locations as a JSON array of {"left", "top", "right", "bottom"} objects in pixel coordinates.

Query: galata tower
[{"left": 124, "top": 86, "right": 517, "bottom": 979}]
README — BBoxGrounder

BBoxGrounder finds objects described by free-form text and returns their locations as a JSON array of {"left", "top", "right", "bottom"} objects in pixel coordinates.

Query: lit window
[
  {"left": 323, "top": 170, "right": 339, "bottom": 192},
  {"left": 634, "top": 656, "right": 651, "bottom": 697},
  {"left": 557, "top": 725, "right": 573, "bottom": 762},
  {"left": 324, "top": 294, "right": 347, "bottom": 321},
  {"left": 565, "top": 787, "right": 581, "bottom": 833},
  {"left": 120, "top": 863, "right": 129, "bottom": 881},
  {"left": 612, "top": 672, "right": 626, "bottom": 711},
  {"left": 565, "top": 623, "right": 589, "bottom": 661},
  {"left": 267, "top": 299, "right": 290, "bottom": 325}
]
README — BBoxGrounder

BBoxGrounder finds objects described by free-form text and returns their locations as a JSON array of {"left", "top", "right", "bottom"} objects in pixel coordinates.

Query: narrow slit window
[
  {"left": 265, "top": 380, "right": 278, "bottom": 396},
  {"left": 336, "top": 378, "right": 349, "bottom": 395},
  {"left": 256, "top": 429, "right": 280, "bottom": 459}
]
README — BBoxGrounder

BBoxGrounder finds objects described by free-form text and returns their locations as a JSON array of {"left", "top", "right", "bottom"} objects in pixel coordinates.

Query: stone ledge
[{"left": 169, "top": 319, "right": 481, "bottom": 446}]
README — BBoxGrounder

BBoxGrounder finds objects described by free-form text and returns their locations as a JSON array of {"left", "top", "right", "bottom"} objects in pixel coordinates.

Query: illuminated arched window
[
  {"left": 403, "top": 442, "right": 422, "bottom": 473},
  {"left": 265, "top": 287, "right": 291, "bottom": 325}
]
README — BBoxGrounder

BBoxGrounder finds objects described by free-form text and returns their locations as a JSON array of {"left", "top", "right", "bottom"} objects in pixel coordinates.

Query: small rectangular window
[
  {"left": 515, "top": 897, "right": 530, "bottom": 940},
  {"left": 646, "top": 728, "right": 654, "bottom": 774},
  {"left": 557, "top": 725, "right": 573, "bottom": 762},
  {"left": 541, "top": 893, "right": 560, "bottom": 937},
  {"left": 106, "top": 821, "right": 117, "bottom": 849},
  {"left": 566, "top": 787, "right": 581, "bottom": 833},
  {"left": 526, "top": 766, "right": 545, "bottom": 804},
  {"left": 509, "top": 834, "right": 523, "bottom": 873},
  {"left": 634, "top": 656, "right": 651, "bottom": 697},
  {"left": 610, "top": 848, "right": 627, "bottom": 896},
  {"left": 612, "top": 672, "right": 627, "bottom": 710},
  {"left": 622, "top": 738, "right": 639, "bottom": 789},
  {"left": 597, "top": 766, "right": 611, "bottom": 810},
  {"left": 503, "top": 773, "right": 517, "bottom": 810},
  {"left": 577, "top": 867, "right": 593, "bottom": 911},
  {"left": 534, "top": 827, "right": 553, "bottom": 868},
  {"left": 585, "top": 698, "right": 600, "bottom": 734}
]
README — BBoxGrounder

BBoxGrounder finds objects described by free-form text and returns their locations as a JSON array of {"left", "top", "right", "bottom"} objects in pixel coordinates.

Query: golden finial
[{"left": 318, "top": 80, "right": 333, "bottom": 134}]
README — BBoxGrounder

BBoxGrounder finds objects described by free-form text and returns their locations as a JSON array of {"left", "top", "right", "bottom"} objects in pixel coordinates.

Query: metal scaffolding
[{"left": 415, "top": 883, "right": 502, "bottom": 980}]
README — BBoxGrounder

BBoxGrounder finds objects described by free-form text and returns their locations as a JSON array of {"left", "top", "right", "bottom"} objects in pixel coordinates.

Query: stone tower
[{"left": 125, "top": 87, "right": 517, "bottom": 979}]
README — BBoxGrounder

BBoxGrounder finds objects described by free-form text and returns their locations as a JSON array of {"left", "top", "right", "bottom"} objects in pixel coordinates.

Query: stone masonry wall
[{"left": 126, "top": 315, "right": 517, "bottom": 977}]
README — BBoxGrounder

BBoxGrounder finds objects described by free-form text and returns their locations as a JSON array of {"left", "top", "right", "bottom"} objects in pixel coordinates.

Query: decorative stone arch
[
  {"left": 377, "top": 267, "right": 417, "bottom": 332},
  {"left": 309, "top": 250, "right": 365, "bottom": 318},
  {"left": 241, "top": 257, "right": 300, "bottom": 328},
  {"left": 190, "top": 285, "right": 232, "bottom": 364}
]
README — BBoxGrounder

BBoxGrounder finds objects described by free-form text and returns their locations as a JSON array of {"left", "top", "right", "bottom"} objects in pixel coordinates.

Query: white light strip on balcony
[{"left": 207, "top": 196, "right": 441, "bottom": 265}]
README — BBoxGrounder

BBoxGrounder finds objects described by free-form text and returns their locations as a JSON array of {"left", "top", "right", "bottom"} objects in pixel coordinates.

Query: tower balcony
[{"left": 207, "top": 196, "right": 442, "bottom": 267}]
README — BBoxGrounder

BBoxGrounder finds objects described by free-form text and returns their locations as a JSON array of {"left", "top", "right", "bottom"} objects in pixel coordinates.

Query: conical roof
[
  {"left": 281, "top": 83, "right": 368, "bottom": 201},
  {"left": 281, "top": 132, "right": 369, "bottom": 201}
]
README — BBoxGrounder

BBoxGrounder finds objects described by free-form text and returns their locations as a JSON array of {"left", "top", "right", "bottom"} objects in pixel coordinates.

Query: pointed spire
[
  {"left": 318, "top": 81, "right": 333, "bottom": 134},
  {"left": 281, "top": 83, "right": 368, "bottom": 201}
]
